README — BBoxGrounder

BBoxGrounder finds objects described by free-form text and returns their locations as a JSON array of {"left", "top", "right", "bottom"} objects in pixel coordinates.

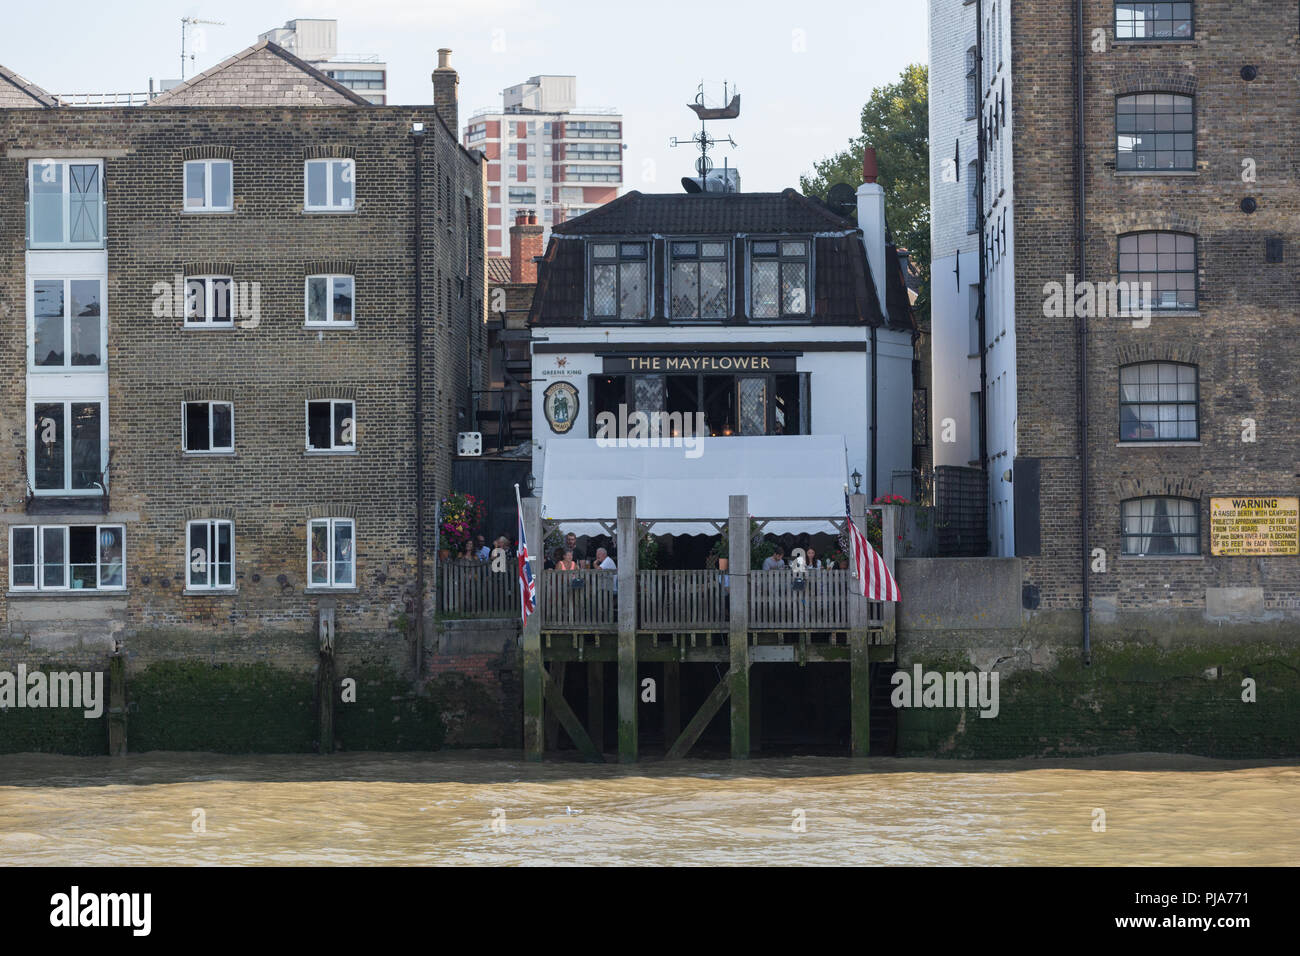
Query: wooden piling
[
  {"left": 662, "top": 660, "right": 680, "bottom": 749},
  {"left": 107, "top": 651, "right": 126, "bottom": 756},
  {"left": 728, "top": 494, "right": 750, "bottom": 759},
  {"left": 616, "top": 495, "right": 638, "bottom": 763},
  {"left": 849, "top": 493, "right": 871, "bottom": 757},
  {"left": 522, "top": 495, "right": 544, "bottom": 761},
  {"left": 587, "top": 661, "right": 604, "bottom": 755}
]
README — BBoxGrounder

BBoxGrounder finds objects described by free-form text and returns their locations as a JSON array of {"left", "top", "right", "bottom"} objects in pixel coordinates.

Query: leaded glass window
[
  {"left": 589, "top": 241, "right": 648, "bottom": 320},
  {"left": 670, "top": 239, "right": 729, "bottom": 319},
  {"left": 751, "top": 239, "right": 809, "bottom": 319}
]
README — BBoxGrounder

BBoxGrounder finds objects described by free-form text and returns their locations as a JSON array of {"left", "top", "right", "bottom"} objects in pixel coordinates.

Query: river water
[{"left": 1, "top": 752, "right": 1296, "bottom": 865}]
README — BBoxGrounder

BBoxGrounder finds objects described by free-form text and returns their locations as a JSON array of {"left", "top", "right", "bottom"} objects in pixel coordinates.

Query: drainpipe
[
  {"left": 413, "top": 122, "right": 427, "bottom": 681},
  {"left": 1074, "top": 0, "right": 1092, "bottom": 665},
  {"left": 870, "top": 324, "right": 878, "bottom": 501},
  {"left": 975, "top": 0, "right": 990, "bottom": 540}
]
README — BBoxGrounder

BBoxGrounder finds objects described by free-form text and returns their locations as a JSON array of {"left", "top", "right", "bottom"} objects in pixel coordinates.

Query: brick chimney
[
  {"left": 431, "top": 48, "right": 458, "bottom": 135},
  {"left": 509, "top": 211, "right": 544, "bottom": 283}
]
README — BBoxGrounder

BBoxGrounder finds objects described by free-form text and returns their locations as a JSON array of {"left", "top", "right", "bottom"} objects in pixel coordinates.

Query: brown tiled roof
[
  {"left": 148, "top": 40, "right": 371, "bottom": 107},
  {"left": 0, "top": 65, "right": 61, "bottom": 108},
  {"left": 551, "top": 188, "right": 857, "bottom": 236},
  {"left": 487, "top": 256, "right": 513, "bottom": 284}
]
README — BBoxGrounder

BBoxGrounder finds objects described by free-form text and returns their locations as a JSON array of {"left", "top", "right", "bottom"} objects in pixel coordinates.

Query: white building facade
[{"left": 928, "top": 0, "right": 1017, "bottom": 556}]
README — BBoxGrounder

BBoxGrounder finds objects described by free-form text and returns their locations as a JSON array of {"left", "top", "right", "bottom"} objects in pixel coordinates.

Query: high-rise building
[
  {"left": 259, "top": 19, "right": 388, "bottom": 104},
  {"left": 465, "top": 75, "right": 625, "bottom": 259}
]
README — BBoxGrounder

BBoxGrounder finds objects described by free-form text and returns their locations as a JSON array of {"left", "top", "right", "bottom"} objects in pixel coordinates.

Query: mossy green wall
[{"left": 897, "top": 643, "right": 1300, "bottom": 758}]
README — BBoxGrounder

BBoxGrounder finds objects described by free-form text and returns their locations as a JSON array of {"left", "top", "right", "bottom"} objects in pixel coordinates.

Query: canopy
[{"left": 540, "top": 435, "right": 849, "bottom": 537}]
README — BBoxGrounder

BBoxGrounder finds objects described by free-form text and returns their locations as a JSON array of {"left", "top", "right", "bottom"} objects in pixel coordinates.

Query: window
[
  {"left": 566, "top": 143, "right": 622, "bottom": 161},
  {"left": 1118, "top": 232, "right": 1197, "bottom": 310},
  {"left": 187, "top": 519, "right": 234, "bottom": 589},
  {"left": 184, "top": 275, "right": 234, "bottom": 327},
  {"left": 965, "top": 47, "right": 978, "bottom": 120},
  {"left": 750, "top": 239, "right": 809, "bottom": 319},
  {"left": 183, "top": 401, "right": 234, "bottom": 453},
  {"left": 508, "top": 187, "right": 536, "bottom": 204},
  {"left": 306, "top": 400, "right": 356, "bottom": 452},
  {"left": 669, "top": 240, "right": 729, "bottom": 319},
  {"left": 1115, "top": 2, "right": 1193, "bottom": 39},
  {"left": 1121, "top": 497, "right": 1200, "bottom": 555},
  {"left": 564, "top": 164, "right": 620, "bottom": 182},
  {"left": 1119, "top": 363, "right": 1197, "bottom": 441},
  {"left": 304, "top": 158, "right": 355, "bottom": 211},
  {"left": 592, "top": 372, "right": 810, "bottom": 436},
  {"left": 10, "top": 524, "right": 124, "bottom": 591},
  {"left": 27, "top": 159, "right": 104, "bottom": 249},
  {"left": 1117, "top": 94, "right": 1195, "bottom": 170},
  {"left": 565, "top": 121, "right": 621, "bottom": 139},
  {"left": 308, "top": 518, "right": 355, "bottom": 588},
  {"left": 305, "top": 275, "right": 354, "bottom": 326},
  {"left": 183, "top": 159, "right": 233, "bottom": 212},
  {"left": 30, "top": 278, "right": 104, "bottom": 370},
  {"left": 589, "top": 242, "right": 648, "bottom": 321},
  {"left": 31, "top": 400, "right": 103, "bottom": 493}
]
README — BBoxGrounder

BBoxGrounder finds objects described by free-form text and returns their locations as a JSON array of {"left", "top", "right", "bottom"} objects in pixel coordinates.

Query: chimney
[
  {"left": 432, "top": 48, "right": 458, "bottom": 134},
  {"left": 509, "top": 210, "right": 544, "bottom": 283},
  {"left": 856, "top": 146, "right": 889, "bottom": 318}
]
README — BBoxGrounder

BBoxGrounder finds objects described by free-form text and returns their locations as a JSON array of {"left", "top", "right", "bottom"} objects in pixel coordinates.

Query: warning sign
[{"left": 1210, "top": 497, "right": 1299, "bottom": 556}]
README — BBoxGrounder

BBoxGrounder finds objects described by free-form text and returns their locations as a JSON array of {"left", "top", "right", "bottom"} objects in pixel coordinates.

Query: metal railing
[{"left": 54, "top": 92, "right": 153, "bottom": 106}]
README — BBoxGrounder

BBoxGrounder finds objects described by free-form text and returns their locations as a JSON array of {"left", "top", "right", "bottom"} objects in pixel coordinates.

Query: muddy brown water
[{"left": 1, "top": 752, "right": 1296, "bottom": 865}]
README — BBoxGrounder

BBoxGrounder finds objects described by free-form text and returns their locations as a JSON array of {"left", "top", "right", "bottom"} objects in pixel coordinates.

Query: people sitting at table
[
  {"left": 556, "top": 549, "right": 578, "bottom": 571},
  {"left": 762, "top": 546, "right": 786, "bottom": 570}
]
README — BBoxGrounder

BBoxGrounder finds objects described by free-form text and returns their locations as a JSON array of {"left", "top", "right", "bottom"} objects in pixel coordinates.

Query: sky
[{"left": 1, "top": 0, "right": 928, "bottom": 193}]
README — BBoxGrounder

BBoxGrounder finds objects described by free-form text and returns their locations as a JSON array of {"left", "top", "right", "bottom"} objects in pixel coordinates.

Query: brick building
[
  {"left": 930, "top": 0, "right": 1299, "bottom": 640},
  {"left": 0, "top": 41, "right": 486, "bottom": 682}
]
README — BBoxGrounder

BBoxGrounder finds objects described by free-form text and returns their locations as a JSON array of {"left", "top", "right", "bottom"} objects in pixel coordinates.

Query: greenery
[
  {"left": 714, "top": 518, "right": 779, "bottom": 570},
  {"left": 800, "top": 63, "right": 930, "bottom": 329},
  {"left": 638, "top": 521, "right": 660, "bottom": 570}
]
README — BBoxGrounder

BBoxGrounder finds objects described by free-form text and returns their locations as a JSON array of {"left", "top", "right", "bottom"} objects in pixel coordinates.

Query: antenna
[
  {"left": 670, "top": 80, "right": 740, "bottom": 193},
  {"left": 181, "top": 17, "right": 226, "bottom": 81}
]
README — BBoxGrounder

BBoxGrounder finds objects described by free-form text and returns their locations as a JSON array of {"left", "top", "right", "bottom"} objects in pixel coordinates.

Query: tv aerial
[{"left": 670, "top": 81, "right": 740, "bottom": 193}]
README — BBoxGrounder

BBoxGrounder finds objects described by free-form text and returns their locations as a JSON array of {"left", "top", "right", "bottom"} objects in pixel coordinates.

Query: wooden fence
[
  {"left": 748, "top": 569, "right": 855, "bottom": 630},
  {"left": 638, "top": 569, "right": 729, "bottom": 631},
  {"left": 539, "top": 568, "right": 618, "bottom": 631},
  {"left": 438, "top": 561, "right": 517, "bottom": 617}
]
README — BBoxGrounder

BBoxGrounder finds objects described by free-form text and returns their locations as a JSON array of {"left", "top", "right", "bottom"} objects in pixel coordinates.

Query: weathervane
[{"left": 670, "top": 81, "right": 740, "bottom": 192}]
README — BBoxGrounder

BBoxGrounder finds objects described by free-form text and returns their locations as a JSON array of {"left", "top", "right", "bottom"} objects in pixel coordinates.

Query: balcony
[{"left": 27, "top": 192, "right": 105, "bottom": 250}]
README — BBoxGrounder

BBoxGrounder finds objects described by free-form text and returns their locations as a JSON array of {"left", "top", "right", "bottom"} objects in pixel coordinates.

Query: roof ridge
[
  {"left": 0, "top": 64, "right": 61, "bottom": 107},
  {"left": 148, "top": 39, "right": 371, "bottom": 107}
]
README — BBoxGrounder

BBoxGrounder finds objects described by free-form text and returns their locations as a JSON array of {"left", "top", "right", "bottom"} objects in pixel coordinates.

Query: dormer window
[
  {"left": 670, "top": 240, "right": 729, "bottom": 320},
  {"left": 750, "top": 239, "right": 809, "bottom": 319},
  {"left": 589, "top": 241, "right": 648, "bottom": 321}
]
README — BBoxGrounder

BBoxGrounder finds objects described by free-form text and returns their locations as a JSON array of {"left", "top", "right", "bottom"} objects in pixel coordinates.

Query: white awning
[{"left": 540, "top": 435, "right": 849, "bottom": 536}]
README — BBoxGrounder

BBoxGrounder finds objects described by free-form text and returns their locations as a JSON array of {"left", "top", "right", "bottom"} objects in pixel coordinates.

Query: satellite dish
[
  {"left": 826, "top": 182, "right": 857, "bottom": 218},
  {"left": 695, "top": 155, "right": 714, "bottom": 176}
]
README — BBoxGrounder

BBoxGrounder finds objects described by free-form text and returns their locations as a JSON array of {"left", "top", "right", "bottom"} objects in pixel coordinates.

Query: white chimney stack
[{"left": 856, "top": 146, "right": 889, "bottom": 318}]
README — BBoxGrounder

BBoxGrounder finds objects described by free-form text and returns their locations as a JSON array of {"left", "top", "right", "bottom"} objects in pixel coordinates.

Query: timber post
[
  {"left": 728, "top": 494, "right": 750, "bottom": 759},
  {"left": 107, "top": 649, "right": 126, "bottom": 756},
  {"left": 587, "top": 661, "right": 604, "bottom": 755},
  {"left": 522, "top": 495, "right": 544, "bottom": 760},
  {"left": 616, "top": 495, "right": 638, "bottom": 763},
  {"left": 849, "top": 493, "right": 871, "bottom": 757}
]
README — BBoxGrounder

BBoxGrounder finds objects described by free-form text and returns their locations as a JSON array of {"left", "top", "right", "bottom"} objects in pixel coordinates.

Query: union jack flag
[
  {"left": 846, "top": 498, "right": 900, "bottom": 603},
  {"left": 517, "top": 497, "right": 537, "bottom": 624}
]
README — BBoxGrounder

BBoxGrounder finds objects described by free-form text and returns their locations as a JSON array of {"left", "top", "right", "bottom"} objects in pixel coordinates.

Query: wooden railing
[
  {"left": 438, "top": 561, "right": 517, "bottom": 617},
  {"left": 748, "top": 569, "right": 856, "bottom": 630},
  {"left": 540, "top": 568, "right": 617, "bottom": 631},
  {"left": 638, "top": 569, "right": 729, "bottom": 631}
]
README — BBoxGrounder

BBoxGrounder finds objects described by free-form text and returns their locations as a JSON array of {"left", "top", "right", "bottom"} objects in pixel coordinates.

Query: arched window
[
  {"left": 1119, "top": 362, "right": 1198, "bottom": 441},
  {"left": 1121, "top": 497, "right": 1200, "bottom": 555},
  {"left": 1117, "top": 93, "right": 1195, "bottom": 170},
  {"left": 1118, "top": 231, "right": 1197, "bottom": 310}
]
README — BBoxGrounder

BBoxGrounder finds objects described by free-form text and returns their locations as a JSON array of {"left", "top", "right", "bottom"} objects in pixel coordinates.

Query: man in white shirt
[{"left": 595, "top": 547, "right": 617, "bottom": 594}]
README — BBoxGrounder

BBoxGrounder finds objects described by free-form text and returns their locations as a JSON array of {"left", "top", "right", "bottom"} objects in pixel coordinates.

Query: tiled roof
[
  {"left": 551, "top": 188, "right": 858, "bottom": 236},
  {"left": 148, "top": 40, "right": 371, "bottom": 107},
  {"left": 0, "top": 65, "right": 61, "bottom": 108},
  {"left": 487, "top": 256, "right": 513, "bottom": 284}
]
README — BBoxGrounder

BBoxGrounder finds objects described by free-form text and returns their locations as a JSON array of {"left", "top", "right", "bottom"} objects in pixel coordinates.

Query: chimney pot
[
  {"left": 862, "top": 146, "right": 879, "bottom": 185},
  {"left": 437, "top": 48, "right": 452, "bottom": 70}
]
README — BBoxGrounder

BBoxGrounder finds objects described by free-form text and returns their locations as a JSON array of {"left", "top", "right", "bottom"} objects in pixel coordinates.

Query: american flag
[
  {"left": 517, "top": 494, "right": 537, "bottom": 624},
  {"left": 846, "top": 499, "right": 900, "bottom": 602}
]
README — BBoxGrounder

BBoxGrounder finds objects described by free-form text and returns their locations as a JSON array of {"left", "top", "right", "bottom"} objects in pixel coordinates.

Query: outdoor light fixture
[
  {"left": 851, "top": 469, "right": 863, "bottom": 493},
  {"left": 525, "top": 473, "right": 536, "bottom": 494},
  {"left": 412, "top": 122, "right": 425, "bottom": 134}
]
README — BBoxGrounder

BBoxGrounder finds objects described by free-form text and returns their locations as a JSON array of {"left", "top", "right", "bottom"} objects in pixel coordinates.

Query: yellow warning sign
[{"left": 1210, "top": 497, "right": 1299, "bottom": 556}]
